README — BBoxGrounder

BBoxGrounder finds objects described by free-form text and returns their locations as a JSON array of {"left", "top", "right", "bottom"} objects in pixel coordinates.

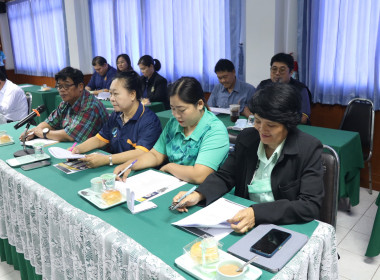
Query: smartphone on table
[
  {"left": 21, "top": 160, "right": 51, "bottom": 171},
  {"left": 250, "top": 228, "right": 292, "bottom": 258}
]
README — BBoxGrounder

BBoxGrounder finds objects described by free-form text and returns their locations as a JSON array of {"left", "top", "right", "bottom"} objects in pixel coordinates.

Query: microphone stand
[{"left": 13, "top": 122, "right": 35, "bottom": 157}]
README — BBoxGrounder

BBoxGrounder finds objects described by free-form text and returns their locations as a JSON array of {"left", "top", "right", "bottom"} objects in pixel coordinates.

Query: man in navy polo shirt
[{"left": 85, "top": 56, "right": 117, "bottom": 95}]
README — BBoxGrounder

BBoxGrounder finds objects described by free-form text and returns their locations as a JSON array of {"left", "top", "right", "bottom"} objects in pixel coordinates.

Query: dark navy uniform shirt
[{"left": 96, "top": 103, "right": 162, "bottom": 153}]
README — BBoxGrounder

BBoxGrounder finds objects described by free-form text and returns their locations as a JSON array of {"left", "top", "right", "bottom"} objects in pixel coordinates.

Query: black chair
[
  {"left": 25, "top": 92, "right": 32, "bottom": 114},
  {"left": 320, "top": 145, "right": 340, "bottom": 228},
  {"left": 339, "top": 98, "right": 374, "bottom": 194}
]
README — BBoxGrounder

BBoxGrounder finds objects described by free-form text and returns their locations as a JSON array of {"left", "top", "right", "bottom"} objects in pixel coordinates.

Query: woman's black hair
[
  {"left": 138, "top": 55, "right": 161, "bottom": 72},
  {"left": 116, "top": 54, "right": 133, "bottom": 72},
  {"left": 169, "top": 77, "right": 208, "bottom": 110},
  {"left": 248, "top": 83, "right": 301, "bottom": 130},
  {"left": 113, "top": 71, "right": 142, "bottom": 99}
]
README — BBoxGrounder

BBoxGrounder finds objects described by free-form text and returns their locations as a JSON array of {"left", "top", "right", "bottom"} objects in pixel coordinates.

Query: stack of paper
[{"left": 48, "top": 147, "right": 85, "bottom": 159}]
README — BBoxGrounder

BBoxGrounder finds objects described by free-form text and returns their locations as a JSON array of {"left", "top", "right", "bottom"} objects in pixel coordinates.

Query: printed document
[
  {"left": 116, "top": 169, "right": 187, "bottom": 202},
  {"left": 172, "top": 198, "right": 246, "bottom": 240},
  {"left": 48, "top": 147, "right": 85, "bottom": 159}
]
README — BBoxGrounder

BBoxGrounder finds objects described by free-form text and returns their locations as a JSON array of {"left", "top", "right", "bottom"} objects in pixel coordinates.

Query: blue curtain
[
  {"left": 88, "top": 0, "right": 242, "bottom": 91},
  {"left": 7, "top": 0, "right": 68, "bottom": 77},
  {"left": 298, "top": 0, "right": 380, "bottom": 109}
]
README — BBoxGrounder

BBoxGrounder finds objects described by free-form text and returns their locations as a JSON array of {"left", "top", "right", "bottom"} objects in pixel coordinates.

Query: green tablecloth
[
  {"left": 0, "top": 122, "right": 330, "bottom": 279},
  {"left": 366, "top": 194, "right": 380, "bottom": 257},
  {"left": 298, "top": 125, "right": 364, "bottom": 206},
  {"left": 55, "top": 96, "right": 166, "bottom": 115},
  {"left": 19, "top": 84, "right": 59, "bottom": 124},
  {"left": 156, "top": 110, "right": 246, "bottom": 130}
]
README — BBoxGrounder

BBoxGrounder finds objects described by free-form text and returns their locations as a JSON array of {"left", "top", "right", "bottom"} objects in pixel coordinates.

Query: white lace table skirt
[
  {"left": 0, "top": 159, "right": 338, "bottom": 279},
  {"left": 0, "top": 160, "right": 184, "bottom": 280}
]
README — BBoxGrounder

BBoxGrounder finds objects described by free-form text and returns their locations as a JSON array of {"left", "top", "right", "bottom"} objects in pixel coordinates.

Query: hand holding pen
[
  {"left": 114, "top": 160, "right": 137, "bottom": 181},
  {"left": 170, "top": 186, "right": 205, "bottom": 212}
]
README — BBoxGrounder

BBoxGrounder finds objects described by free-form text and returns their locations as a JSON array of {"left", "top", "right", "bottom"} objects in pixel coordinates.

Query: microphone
[{"left": 14, "top": 104, "right": 46, "bottom": 130}]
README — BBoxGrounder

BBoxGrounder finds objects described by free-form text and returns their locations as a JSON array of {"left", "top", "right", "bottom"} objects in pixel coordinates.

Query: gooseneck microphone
[{"left": 14, "top": 104, "right": 46, "bottom": 130}]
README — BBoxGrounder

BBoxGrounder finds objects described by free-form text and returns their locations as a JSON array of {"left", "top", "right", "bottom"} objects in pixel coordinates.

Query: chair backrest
[
  {"left": 320, "top": 145, "right": 340, "bottom": 228},
  {"left": 339, "top": 98, "right": 374, "bottom": 161},
  {"left": 25, "top": 92, "right": 32, "bottom": 114}
]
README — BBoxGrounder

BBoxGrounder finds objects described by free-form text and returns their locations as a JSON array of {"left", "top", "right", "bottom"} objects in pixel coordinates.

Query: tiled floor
[{"left": 0, "top": 187, "right": 379, "bottom": 280}]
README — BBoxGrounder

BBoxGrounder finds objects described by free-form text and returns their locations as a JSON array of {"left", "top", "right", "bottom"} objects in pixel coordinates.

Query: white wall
[
  {"left": 1, "top": 0, "right": 298, "bottom": 80},
  {"left": 64, "top": 0, "right": 93, "bottom": 74},
  {"left": 245, "top": 0, "right": 298, "bottom": 87}
]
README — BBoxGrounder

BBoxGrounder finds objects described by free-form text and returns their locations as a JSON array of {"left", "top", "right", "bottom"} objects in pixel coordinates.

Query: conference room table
[
  {"left": 156, "top": 110, "right": 364, "bottom": 206},
  {"left": 0, "top": 122, "right": 338, "bottom": 279},
  {"left": 54, "top": 96, "right": 166, "bottom": 115},
  {"left": 19, "top": 84, "right": 59, "bottom": 124}
]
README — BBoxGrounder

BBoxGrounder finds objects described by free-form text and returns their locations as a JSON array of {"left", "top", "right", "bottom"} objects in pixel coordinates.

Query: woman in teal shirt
[{"left": 114, "top": 77, "right": 229, "bottom": 184}]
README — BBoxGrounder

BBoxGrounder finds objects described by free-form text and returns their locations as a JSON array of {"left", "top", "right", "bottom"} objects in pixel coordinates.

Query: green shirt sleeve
[{"left": 195, "top": 121, "right": 229, "bottom": 170}]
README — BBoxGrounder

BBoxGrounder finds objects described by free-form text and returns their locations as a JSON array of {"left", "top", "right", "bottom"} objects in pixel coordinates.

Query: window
[
  {"left": 7, "top": 0, "right": 68, "bottom": 77},
  {"left": 298, "top": 0, "right": 380, "bottom": 109},
  {"left": 89, "top": 0, "right": 243, "bottom": 91}
]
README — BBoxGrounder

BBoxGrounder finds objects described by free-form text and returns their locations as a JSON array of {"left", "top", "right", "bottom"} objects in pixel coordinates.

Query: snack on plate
[
  {"left": 0, "top": 135, "right": 11, "bottom": 144},
  {"left": 101, "top": 189, "right": 122, "bottom": 205},
  {"left": 190, "top": 240, "right": 219, "bottom": 264}
]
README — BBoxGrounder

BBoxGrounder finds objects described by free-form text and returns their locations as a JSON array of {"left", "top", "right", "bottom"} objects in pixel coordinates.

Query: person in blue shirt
[
  {"left": 208, "top": 59, "right": 256, "bottom": 118},
  {"left": 0, "top": 43, "right": 6, "bottom": 78},
  {"left": 72, "top": 71, "right": 162, "bottom": 168},
  {"left": 85, "top": 56, "right": 117, "bottom": 95},
  {"left": 114, "top": 77, "right": 230, "bottom": 184}
]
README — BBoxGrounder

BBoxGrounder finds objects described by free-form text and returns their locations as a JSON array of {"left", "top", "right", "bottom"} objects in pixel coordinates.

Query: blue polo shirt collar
[
  {"left": 174, "top": 108, "right": 211, "bottom": 141},
  {"left": 117, "top": 102, "right": 145, "bottom": 126}
]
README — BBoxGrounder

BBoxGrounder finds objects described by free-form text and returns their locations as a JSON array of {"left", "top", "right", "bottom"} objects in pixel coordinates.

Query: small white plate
[
  {"left": 78, "top": 188, "right": 126, "bottom": 210},
  {"left": 175, "top": 249, "right": 262, "bottom": 280},
  {"left": 0, "top": 135, "right": 14, "bottom": 146}
]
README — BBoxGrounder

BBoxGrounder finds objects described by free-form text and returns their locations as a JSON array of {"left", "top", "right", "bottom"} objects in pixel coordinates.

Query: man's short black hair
[
  {"left": 214, "top": 59, "right": 235, "bottom": 73},
  {"left": 92, "top": 56, "right": 107, "bottom": 66},
  {"left": 270, "top": 53, "right": 294, "bottom": 72},
  {"left": 55, "top": 67, "right": 84, "bottom": 86}
]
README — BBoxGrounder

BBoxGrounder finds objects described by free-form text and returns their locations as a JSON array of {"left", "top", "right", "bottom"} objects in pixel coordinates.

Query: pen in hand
[
  {"left": 117, "top": 159, "right": 137, "bottom": 177},
  {"left": 169, "top": 186, "right": 197, "bottom": 210},
  {"left": 69, "top": 142, "right": 77, "bottom": 152}
]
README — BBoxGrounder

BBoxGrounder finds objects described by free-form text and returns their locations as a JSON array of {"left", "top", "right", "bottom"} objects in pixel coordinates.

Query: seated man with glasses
[
  {"left": 256, "top": 53, "right": 312, "bottom": 124},
  {"left": 21, "top": 67, "right": 108, "bottom": 142}
]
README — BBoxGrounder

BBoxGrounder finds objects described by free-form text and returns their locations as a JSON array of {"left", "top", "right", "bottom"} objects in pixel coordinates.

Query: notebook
[{"left": 227, "top": 224, "right": 308, "bottom": 273}]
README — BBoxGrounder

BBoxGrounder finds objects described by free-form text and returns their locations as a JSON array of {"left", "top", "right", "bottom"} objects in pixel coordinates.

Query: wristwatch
[
  {"left": 42, "top": 128, "right": 50, "bottom": 139},
  {"left": 109, "top": 155, "right": 113, "bottom": 166}
]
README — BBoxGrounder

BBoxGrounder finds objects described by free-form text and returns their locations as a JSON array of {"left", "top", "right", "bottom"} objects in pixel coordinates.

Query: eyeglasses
[
  {"left": 270, "top": 66, "right": 288, "bottom": 74},
  {"left": 55, "top": 83, "right": 75, "bottom": 90}
]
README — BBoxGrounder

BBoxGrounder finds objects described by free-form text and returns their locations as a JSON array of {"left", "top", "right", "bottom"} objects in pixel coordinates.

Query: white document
[
  {"left": 227, "top": 119, "right": 249, "bottom": 131},
  {"left": 210, "top": 107, "right": 230, "bottom": 115},
  {"left": 126, "top": 188, "right": 157, "bottom": 214},
  {"left": 115, "top": 169, "right": 187, "bottom": 202},
  {"left": 173, "top": 198, "right": 245, "bottom": 228},
  {"left": 96, "top": 91, "right": 111, "bottom": 100},
  {"left": 23, "top": 138, "right": 58, "bottom": 147},
  {"left": 48, "top": 147, "right": 85, "bottom": 159},
  {"left": 19, "top": 84, "right": 33, "bottom": 88}
]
